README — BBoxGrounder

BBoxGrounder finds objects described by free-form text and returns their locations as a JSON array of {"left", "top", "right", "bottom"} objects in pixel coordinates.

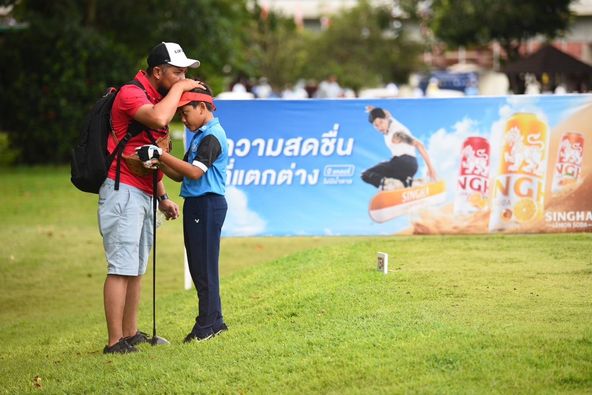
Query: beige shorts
[{"left": 98, "top": 178, "right": 153, "bottom": 276}]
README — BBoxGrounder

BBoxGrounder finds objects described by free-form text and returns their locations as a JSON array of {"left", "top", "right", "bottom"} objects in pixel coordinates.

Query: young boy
[{"left": 136, "top": 85, "right": 229, "bottom": 342}]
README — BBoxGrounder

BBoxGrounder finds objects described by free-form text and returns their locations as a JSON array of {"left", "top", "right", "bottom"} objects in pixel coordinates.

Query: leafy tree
[
  {"left": 429, "top": 0, "right": 575, "bottom": 61},
  {"left": 0, "top": 1, "right": 136, "bottom": 164},
  {"left": 244, "top": 6, "right": 310, "bottom": 91},
  {"left": 304, "top": 0, "right": 424, "bottom": 92},
  {"left": 0, "top": 0, "right": 250, "bottom": 164}
]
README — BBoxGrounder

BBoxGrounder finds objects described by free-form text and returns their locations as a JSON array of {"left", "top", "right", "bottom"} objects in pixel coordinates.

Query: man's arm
[
  {"left": 156, "top": 180, "right": 179, "bottom": 220},
  {"left": 133, "top": 79, "right": 203, "bottom": 130}
]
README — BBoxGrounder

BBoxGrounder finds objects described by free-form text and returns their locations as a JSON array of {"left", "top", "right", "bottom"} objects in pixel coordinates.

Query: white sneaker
[{"left": 381, "top": 178, "right": 405, "bottom": 191}]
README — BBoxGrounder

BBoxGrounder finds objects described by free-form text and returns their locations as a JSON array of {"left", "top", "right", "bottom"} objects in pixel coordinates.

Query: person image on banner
[{"left": 361, "top": 106, "right": 438, "bottom": 191}]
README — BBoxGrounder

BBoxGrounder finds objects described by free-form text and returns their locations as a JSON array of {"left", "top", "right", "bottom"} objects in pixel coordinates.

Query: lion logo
[
  {"left": 461, "top": 145, "right": 489, "bottom": 177},
  {"left": 559, "top": 140, "right": 583, "bottom": 165},
  {"left": 504, "top": 127, "right": 545, "bottom": 175}
]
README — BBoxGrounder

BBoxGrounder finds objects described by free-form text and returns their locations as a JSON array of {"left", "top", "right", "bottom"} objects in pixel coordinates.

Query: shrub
[{"left": 0, "top": 17, "right": 136, "bottom": 164}]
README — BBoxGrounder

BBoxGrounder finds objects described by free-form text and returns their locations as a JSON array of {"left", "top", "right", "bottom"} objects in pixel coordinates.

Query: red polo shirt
[{"left": 108, "top": 70, "right": 167, "bottom": 194}]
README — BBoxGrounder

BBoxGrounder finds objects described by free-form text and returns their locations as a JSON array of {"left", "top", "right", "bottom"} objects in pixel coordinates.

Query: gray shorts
[{"left": 98, "top": 179, "right": 153, "bottom": 276}]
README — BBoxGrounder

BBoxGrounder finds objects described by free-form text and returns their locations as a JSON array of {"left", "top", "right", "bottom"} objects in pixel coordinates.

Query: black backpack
[{"left": 70, "top": 80, "right": 150, "bottom": 193}]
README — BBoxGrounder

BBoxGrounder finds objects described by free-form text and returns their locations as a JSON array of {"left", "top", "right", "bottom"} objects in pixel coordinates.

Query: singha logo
[
  {"left": 559, "top": 140, "right": 583, "bottom": 165},
  {"left": 461, "top": 145, "right": 489, "bottom": 176},
  {"left": 504, "top": 127, "right": 545, "bottom": 175}
]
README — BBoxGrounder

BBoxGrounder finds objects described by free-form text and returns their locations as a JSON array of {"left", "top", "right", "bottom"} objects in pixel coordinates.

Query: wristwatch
[{"left": 157, "top": 193, "right": 169, "bottom": 202}]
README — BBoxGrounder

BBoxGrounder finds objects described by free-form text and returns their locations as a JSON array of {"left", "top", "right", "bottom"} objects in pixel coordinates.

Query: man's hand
[
  {"left": 175, "top": 78, "right": 206, "bottom": 92},
  {"left": 158, "top": 199, "right": 179, "bottom": 220},
  {"left": 136, "top": 145, "right": 162, "bottom": 161}
]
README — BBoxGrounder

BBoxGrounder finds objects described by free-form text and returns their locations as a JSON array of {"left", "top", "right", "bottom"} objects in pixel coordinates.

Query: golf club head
[{"left": 150, "top": 335, "right": 170, "bottom": 346}]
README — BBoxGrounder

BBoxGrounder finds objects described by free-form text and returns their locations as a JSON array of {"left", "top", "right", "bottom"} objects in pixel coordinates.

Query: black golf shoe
[
  {"left": 184, "top": 323, "right": 228, "bottom": 343},
  {"left": 213, "top": 323, "right": 228, "bottom": 336},
  {"left": 124, "top": 331, "right": 149, "bottom": 346},
  {"left": 183, "top": 330, "right": 214, "bottom": 343},
  {"left": 103, "top": 338, "right": 139, "bottom": 354}
]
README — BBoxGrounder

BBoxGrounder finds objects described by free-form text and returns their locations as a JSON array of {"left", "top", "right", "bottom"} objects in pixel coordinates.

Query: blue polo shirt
[{"left": 180, "top": 118, "right": 228, "bottom": 198}]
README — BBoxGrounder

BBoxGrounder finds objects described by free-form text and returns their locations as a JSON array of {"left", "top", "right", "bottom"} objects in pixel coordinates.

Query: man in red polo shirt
[{"left": 99, "top": 42, "right": 204, "bottom": 354}]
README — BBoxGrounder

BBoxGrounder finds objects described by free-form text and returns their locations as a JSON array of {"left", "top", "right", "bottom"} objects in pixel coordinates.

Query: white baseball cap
[{"left": 147, "top": 42, "right": 200, "bottom": 69}]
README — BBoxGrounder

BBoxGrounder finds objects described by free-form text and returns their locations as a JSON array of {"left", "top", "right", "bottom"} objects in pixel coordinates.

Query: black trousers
[
  {"left": 183, "top": 194, "right": 228, "bottom": 337},
  {"left": 361, "top": 154, "right": 418, "bottom": 188}
]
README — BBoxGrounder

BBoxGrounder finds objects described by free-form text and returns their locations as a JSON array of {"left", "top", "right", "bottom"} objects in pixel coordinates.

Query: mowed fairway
[{"left": 1, "top": 166, "right": 591, "bottom": 394}]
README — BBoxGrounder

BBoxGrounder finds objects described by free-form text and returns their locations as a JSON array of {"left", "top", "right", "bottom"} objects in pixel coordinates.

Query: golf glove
[{"left": 136, "top": 145, "right": 162, "bottom": 161}]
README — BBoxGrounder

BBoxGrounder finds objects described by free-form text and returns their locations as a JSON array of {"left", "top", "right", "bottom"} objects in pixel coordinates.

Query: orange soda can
[
  {"left": 454, "top": 137, "right": 490, "bottom": 214},
  {"left": 488, "top": 113, "right": 549, "bottom": 231},
  {"left": 552, "top": 132, "right": 584, "bottom": 193}
]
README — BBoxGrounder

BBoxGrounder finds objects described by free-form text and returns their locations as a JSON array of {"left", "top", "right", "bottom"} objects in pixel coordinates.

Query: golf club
[{"left": 150, "top": 170, "right": 169, "bottom": 346}]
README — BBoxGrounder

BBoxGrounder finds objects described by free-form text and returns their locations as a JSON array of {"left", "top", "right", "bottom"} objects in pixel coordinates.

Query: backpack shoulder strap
[
  {"left": 109, "top": 79, "right": 153, "bottom": 190},
  {"left": 122, "top": 79, "right": 148, "bottom": 138},
  {"left": 123, "top": 79, "right": 161, "bottom": 145}
]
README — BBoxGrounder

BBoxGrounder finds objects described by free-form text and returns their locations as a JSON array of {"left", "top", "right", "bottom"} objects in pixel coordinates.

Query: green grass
[{"left": 1, "top": 161, "right": 591, "bottom": 393}]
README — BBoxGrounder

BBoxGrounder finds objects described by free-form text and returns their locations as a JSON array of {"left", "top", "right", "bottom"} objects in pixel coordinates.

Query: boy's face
[
  {"left": 180, "top": 103, "right": 207, "bottom": 132},
  {"left": 372, "top": 117, "right": 389, "bottom": 134}
]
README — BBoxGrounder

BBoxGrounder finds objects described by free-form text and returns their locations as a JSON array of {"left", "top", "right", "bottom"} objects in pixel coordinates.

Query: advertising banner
[{"left": 186, "top": 95, "right": 592, "bottom": 236}]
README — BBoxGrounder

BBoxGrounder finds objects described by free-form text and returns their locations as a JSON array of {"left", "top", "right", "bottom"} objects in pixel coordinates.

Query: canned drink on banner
[
  {"left": 454, "top": 136, "right": 490, "bottom": 214},
  {"left": 489, "top": 113, "right": 549, "bottom": 232},
  {"left": 552, "top": 132, "right": 585, "bottom": 193}
]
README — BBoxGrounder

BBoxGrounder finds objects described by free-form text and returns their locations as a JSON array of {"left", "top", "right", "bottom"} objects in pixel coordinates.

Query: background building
[
  {"left": 256, "top": 0, "right": 392, "bottom": 30},
  {"left": 256, "top": 0, "right": 592, "bottom": 67}
]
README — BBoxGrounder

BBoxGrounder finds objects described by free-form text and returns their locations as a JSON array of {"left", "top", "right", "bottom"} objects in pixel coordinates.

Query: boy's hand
[
  {"left": 136, "top": 145, "right": 162, "bottom": 161},
  {"left": 141, "top": 158, "right": 160, "bottom": 169}
]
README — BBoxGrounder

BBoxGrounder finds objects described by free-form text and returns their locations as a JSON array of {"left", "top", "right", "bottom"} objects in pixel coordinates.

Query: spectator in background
[
  {"left": 343, "top": 88, "right": 356, "bottom": 98},
  {"left": 425, "top": 77, "right": 440, "bottom": 97},
  {"left": 231, "top": 79, "right": 247, "bottom": 93},
  {"left": 464, "top": 76, "right": 479, "bottom": 96},
  {"left": 409, "top": 74, "right": 424, "bottom": 97},
  {"left": 230, "top": 75, "right": 251, "bottom": 94},
  {"left": 304, "top": 79, "right": 318, "bottom": 98},
  {"left": 252, "top": 77, "right": 272, "bottom": 99},
  {"left": 525, "top": 73, "right": 541, "bottom": 95},
  {"left": 282, "top": 82, "right": 308, "bottom": 99},
  {"left": 385, "top": 82, "right": 399, "bottom": 97},
  {"left": 541, "top": 73, "right": 553, "bottom": 94},
  {"left": 315, "top": 75, "right": 343, "bottom": 98},
  {"left": 554, "top": 83, "right": 567, "bottom": 94}
]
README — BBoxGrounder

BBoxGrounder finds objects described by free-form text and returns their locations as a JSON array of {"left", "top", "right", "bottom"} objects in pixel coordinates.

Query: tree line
[{"left": 0, "top": 0, "right": 574, "bottom": 164}]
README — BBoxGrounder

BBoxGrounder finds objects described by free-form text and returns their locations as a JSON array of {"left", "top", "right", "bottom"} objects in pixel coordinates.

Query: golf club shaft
[{"left": 152, "top": 170, "right": 157, "bottom": 339}]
